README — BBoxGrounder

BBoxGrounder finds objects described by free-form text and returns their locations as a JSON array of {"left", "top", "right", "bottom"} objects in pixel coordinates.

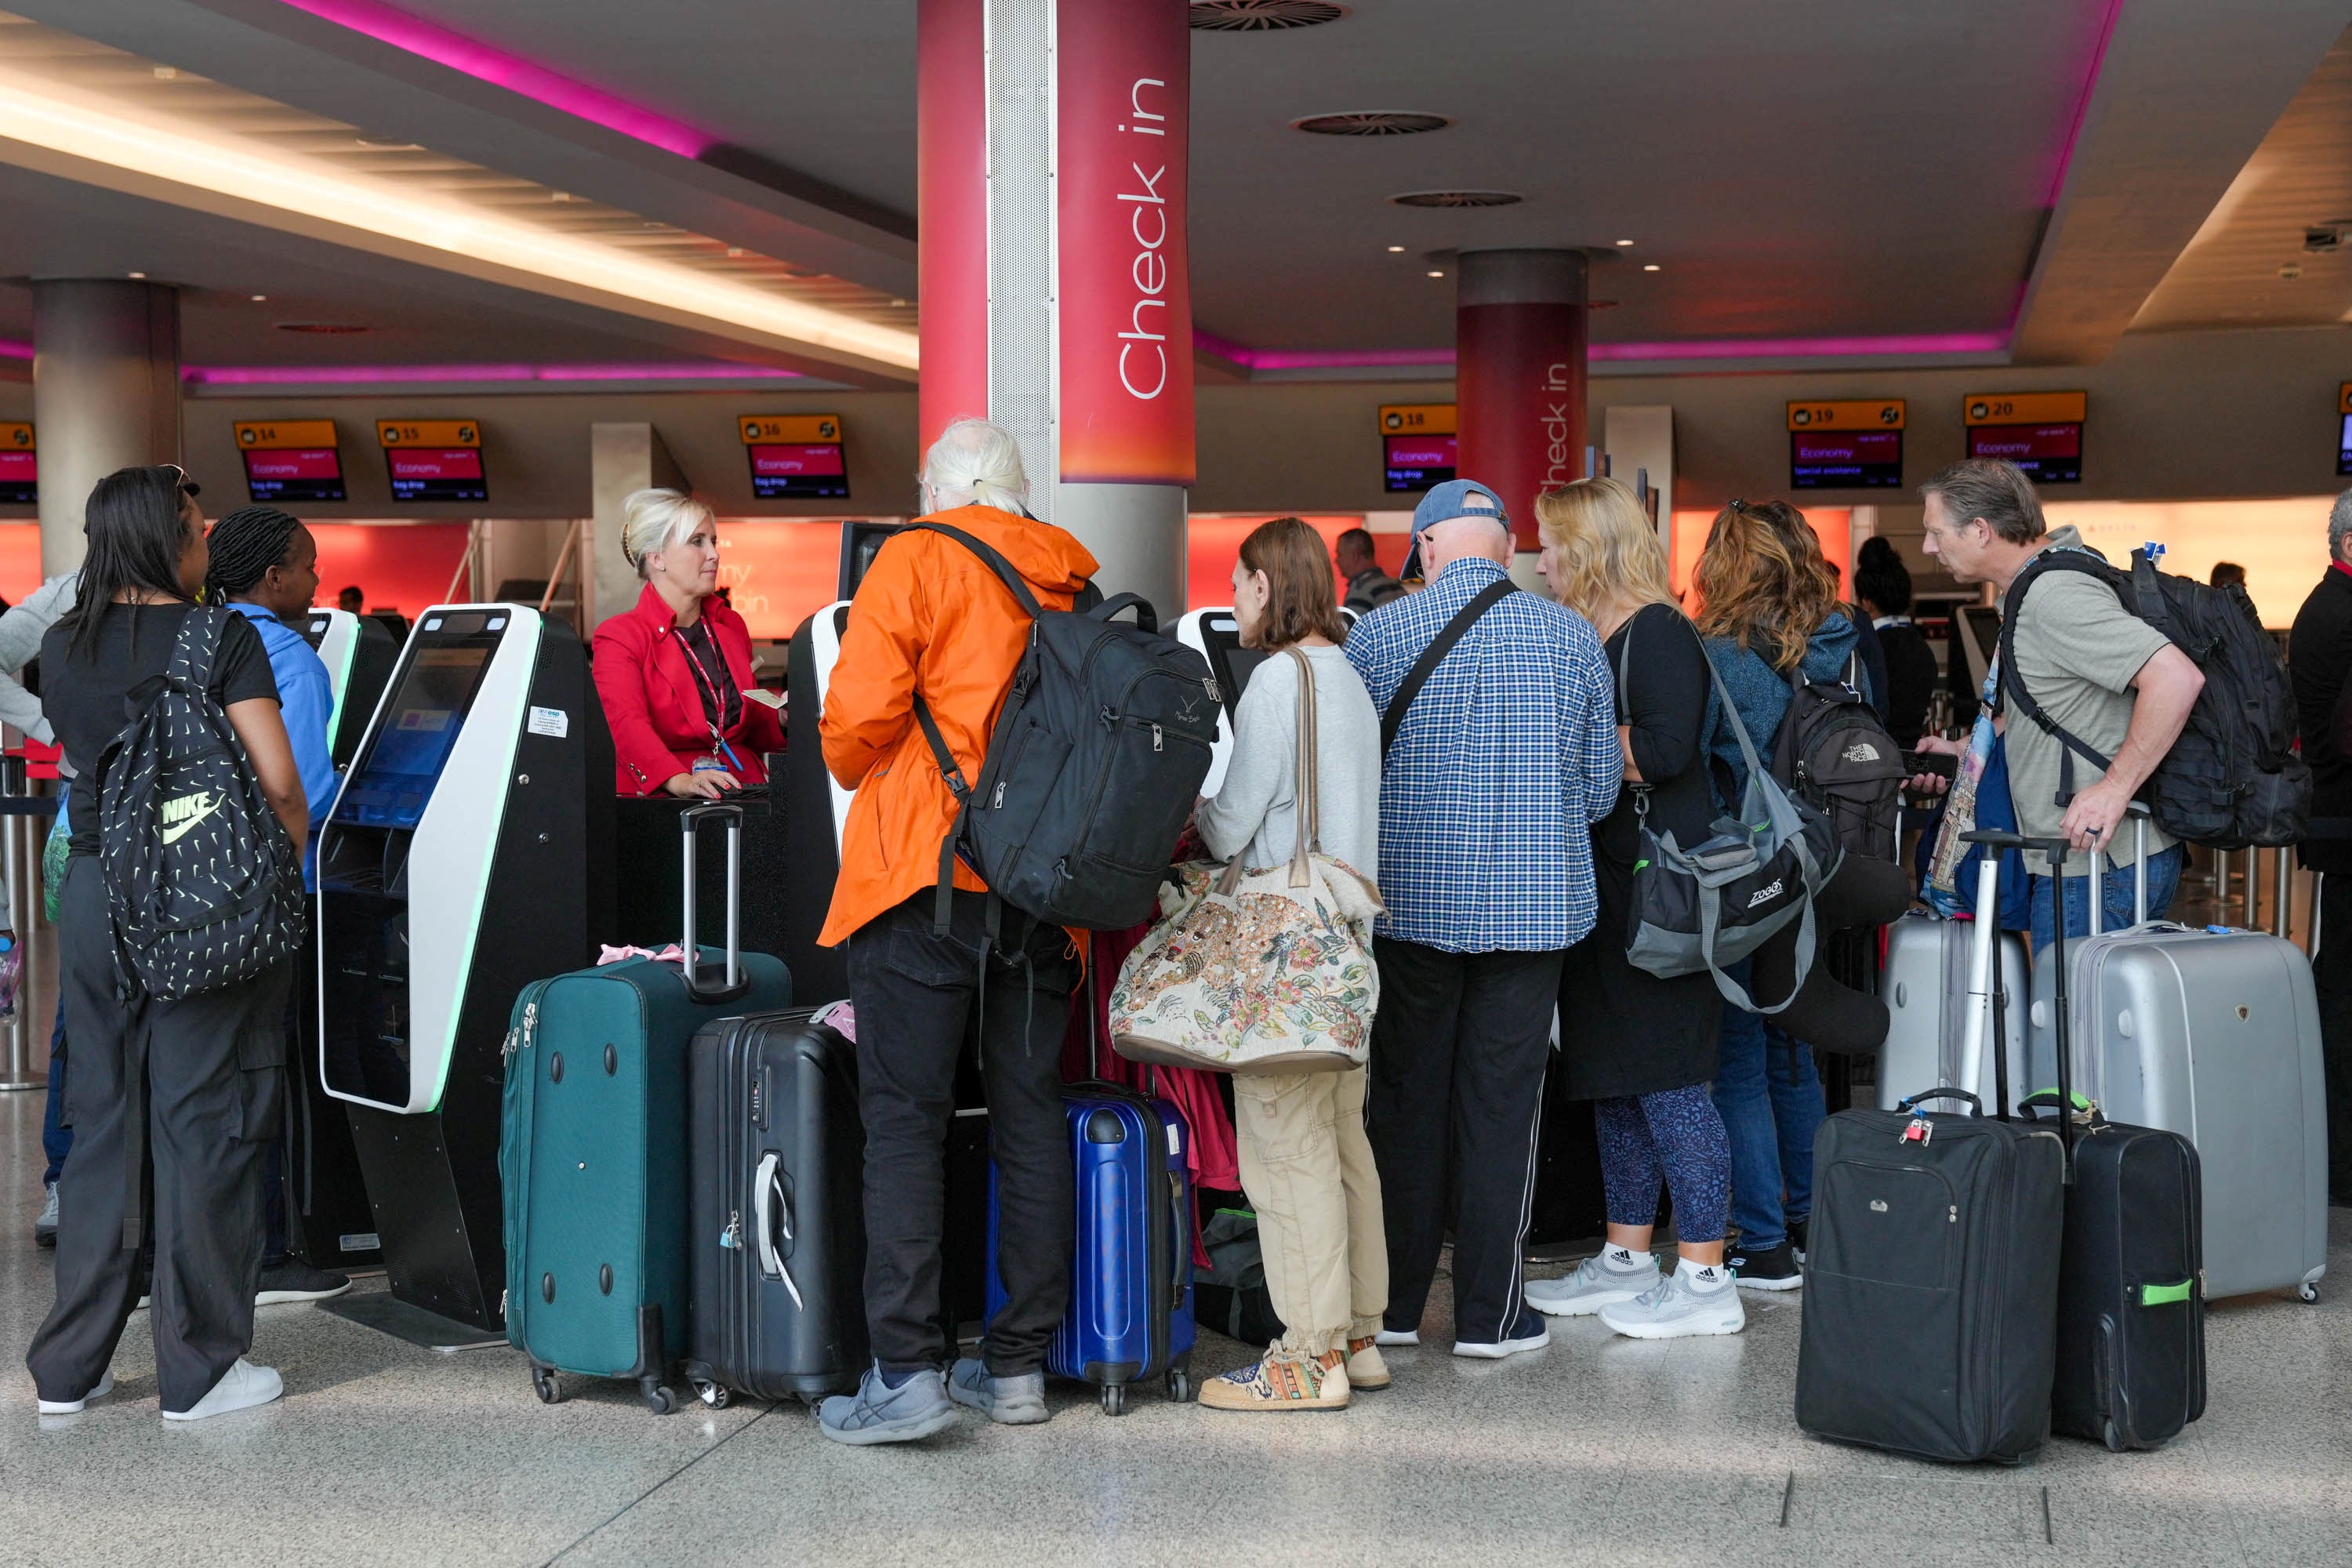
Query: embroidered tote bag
[{"left": 1109, "top": 648, "right": 1385, "bottom": 1074}]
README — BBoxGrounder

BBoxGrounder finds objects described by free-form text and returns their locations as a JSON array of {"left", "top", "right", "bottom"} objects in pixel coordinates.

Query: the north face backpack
[
  {"left": 96, "top": 605, "right": 308, "bottom": 1000},
  {"left": 907, "top": 523, "right": 1219, "bottom": 933},
  {"left": 1770, "top": 648, "right": 1906, "bottom": 861},
  {"left": 2000, "top": 544, "right": 2310, "bottom": 849}
]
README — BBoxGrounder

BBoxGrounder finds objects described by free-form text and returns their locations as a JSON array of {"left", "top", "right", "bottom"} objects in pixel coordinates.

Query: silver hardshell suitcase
[
  {"left": 2024, "top": 817, "right": 2327, "bottom": 1304},
  {"left": 1877, "top": 911, "right": 2028, "bottom": 1112}
]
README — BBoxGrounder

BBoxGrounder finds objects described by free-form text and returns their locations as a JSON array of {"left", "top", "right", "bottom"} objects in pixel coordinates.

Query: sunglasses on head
[{"left": 162, "top": 463, "right": 200, "bottom": 499}]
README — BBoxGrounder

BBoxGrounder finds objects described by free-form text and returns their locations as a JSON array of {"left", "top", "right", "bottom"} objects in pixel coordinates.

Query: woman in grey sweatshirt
[{"left": 1192, "top": 517, "right": 1388, "bottom": 1414}]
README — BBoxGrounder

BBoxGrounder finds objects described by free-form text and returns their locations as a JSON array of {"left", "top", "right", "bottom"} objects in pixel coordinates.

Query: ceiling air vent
[
  {"left": 1294, "top": 111, "right": 1452, "bottom": 137},
  {"left": 1191, "top": 1, "right": 1351, "bottom": 31},
  {"left": 275, "top": 321, "right": 371, "bottom": 335},
  {"left": 1390, "top": 190, "right": 1523, "bottom": 209}
]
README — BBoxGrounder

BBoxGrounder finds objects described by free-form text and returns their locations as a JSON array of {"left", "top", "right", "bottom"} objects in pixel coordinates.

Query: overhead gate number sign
[
  {"left": 739, "top": 414, "right": 849, "bottom": 499},
  {"left": 1380, "top": 403, "right": 1457, "bottom": 493},
  {"left": 237, "top": 419, "right": 347, "bottom": 503},
  {"left": 0, "top": 423, "right": 31, "bottom": 504},
  {"left": 1965, "top": 391, "right": 2085, "bottom": 484},
  {"left": 1788, "top": 400, "right": 1904, "bottom": 489},
  {"left": 379, "top": 419, "right": 486, "bottom": 504}
]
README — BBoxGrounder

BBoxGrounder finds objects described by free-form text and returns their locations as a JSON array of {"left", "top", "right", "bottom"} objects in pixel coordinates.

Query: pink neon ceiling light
[{"left": 275, "top": 0, "right": 716, "bottom": 159}]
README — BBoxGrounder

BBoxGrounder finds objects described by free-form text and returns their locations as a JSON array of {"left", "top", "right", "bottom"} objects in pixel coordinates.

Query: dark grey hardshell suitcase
[{"left": 683, "top": 1007, "right": 867, "bottom": 1406}]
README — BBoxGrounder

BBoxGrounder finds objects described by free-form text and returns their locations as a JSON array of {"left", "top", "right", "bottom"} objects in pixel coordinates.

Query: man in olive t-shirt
[{"left": 1913, "top": 460, "right": 2204, "bottom": 955}]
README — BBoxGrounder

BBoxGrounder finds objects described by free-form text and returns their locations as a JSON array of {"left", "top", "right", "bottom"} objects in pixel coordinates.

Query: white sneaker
[
  {"left": 162, "top": 1359, "right": 282, "bottom": 1421},
  {"left": 36, "top": 1370, "right": 113, "bottom": 1415},
  {"left": 1452, "top": 1320, "right": 1552, "bottom": 1359},
  {"left": 1599, "top": 1265, "right": 1748, "bottom": 1340},
  {"left": 1525, "top": 1247, "right": 1661, "bottom": 1317},
  {"left": 1373, "top": 1327, "right": 1420, "bottom": 1348}
]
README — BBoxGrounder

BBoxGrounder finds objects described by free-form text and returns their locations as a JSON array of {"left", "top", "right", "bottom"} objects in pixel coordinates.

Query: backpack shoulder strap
[
  {"left": 1997, "top": 550, "right": 2120, "bottom": 804},
  {"left": 907, "top": 522, "right": 1047, "bottom": 621},
  {"left": 1381, "top": 578, "right": 1515, "bottom": 756},
  {"left": 172, "top": 602, "right": 227, "bottom": 690}
]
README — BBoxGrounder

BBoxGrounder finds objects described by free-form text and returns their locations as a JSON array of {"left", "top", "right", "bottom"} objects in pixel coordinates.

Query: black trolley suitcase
[
  {"left": 683, "top": 1005, "right": 869, "bottom": 1406},
  {"left": 2018, "top": 815, "right": 2206, "bottom": 1451},
  {"left": 1795, "top": 832, "right": 2067, "bottom": 1464}
]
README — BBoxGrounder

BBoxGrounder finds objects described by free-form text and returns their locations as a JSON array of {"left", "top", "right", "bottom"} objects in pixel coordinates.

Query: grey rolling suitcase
[
  {"left": 1878, "top": 911, "right": 2028, "bottom": 1112},
  {"left": 2024, "top": 815, "right": 2328, "bottom": 1304}
]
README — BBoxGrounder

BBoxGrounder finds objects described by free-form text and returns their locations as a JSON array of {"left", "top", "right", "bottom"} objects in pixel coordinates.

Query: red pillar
[{"left": 1454, "top": 250, "right": 1588, "bottom": 551}]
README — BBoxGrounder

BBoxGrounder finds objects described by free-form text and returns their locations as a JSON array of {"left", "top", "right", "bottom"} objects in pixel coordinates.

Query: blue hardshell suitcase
[
  {"left": 986, "top": 1081, "right": 1197, "bottom": 1414},
  {"left": 499, "top": 805, "right": 793, "bottom": 1412}
]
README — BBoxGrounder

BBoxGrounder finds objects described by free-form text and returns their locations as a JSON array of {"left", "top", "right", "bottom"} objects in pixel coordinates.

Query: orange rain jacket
[{"left": 816, "top": 505, "right": 1100, "bottom": 947}]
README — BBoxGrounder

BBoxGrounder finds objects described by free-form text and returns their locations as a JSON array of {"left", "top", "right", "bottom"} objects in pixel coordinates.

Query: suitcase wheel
[
  {"left": 2299, "top": 1280, "right": 2321, "bottom": 1305},
  {"left": 1165, "top": 1365, "right": 1194, "bottom": 1404},
  {"left": 1100, "top": 1383, "right": 1127, "bottom": 1417},
  {"left": 693, "top": 1379, "right": 731, "bottom": 1410},
  {"left": 641, "top": 1376, "right": 679, "bottom": 1415},
  {"left": 531, "top": 1366, "right": 565, "bottom": 1406},
  {"left": 2102, "top": 1419, "right": 2125, "bottom": 1453}
]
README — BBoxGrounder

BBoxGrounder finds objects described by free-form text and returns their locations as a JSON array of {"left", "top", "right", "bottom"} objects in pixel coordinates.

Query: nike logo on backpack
[{"left": 158, "top": 789, "right": 223, "bottom": 845}]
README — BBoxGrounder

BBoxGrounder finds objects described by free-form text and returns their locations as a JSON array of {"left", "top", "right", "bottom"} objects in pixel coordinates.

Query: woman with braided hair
[{"left": 205, "top": 505, "right": 354, "bottom": 1311}]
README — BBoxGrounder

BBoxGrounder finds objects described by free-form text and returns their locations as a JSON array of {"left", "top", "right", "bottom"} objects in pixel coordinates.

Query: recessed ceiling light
[
  {"left": 1391, "top": 190, "right": 1523, "bottom": 209},
  {"left": 152, "top": 67, "right": 178, "bottom": 82},
  {"left": 250, "top": 293, "right": 267, "bottom": 301},
  {"left": 1295, "top": 111, "right": 1453, "bottom": 137},
  {"left": 1642, "top": 263, "right": 1661, "bottom": 272},
  {"left": 1387, "top": 245, "right": 1405, "bottom": 252},
  {"left": 128, "top": 270, "right": 146, "bottom": 279},
  {"left": 725, "top": 246, "right": 746, "bottom": 257},
  {"left": 1615, "top": 239, "right": 1635, "bottom": 247},
  {"left": 1427, "top": 270, "right": 1444, "bottom": 278}
]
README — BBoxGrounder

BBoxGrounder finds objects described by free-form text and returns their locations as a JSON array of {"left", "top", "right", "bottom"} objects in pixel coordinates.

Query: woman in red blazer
[{"left": 591, "top": 488, "right": 785, "bottom": 797}]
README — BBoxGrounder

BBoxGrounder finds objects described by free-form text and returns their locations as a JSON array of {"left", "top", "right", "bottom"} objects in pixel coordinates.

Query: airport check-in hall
[{"left": 2, "top": 1, "right": 2351, "bottom": 1564}]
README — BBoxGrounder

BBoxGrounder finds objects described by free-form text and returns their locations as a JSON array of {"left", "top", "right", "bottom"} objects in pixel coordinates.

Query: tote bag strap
[{"left": 1285, "top": 646, "right": 1321, "bottom": 887}]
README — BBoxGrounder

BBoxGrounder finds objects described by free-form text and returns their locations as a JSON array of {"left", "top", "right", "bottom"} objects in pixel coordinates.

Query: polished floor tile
[{"left": 3, "top": 1091, "right": 2347, "bottom": 1567}]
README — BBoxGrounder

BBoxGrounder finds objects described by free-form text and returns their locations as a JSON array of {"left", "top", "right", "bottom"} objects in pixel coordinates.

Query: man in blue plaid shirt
[{"left": 1346, "top": 478, "right": 1619, "bottom": 1359}]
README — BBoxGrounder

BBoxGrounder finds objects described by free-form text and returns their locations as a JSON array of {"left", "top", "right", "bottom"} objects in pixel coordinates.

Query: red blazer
[{"left": 592, "top": 584, "right": 785, "bottom": 796}]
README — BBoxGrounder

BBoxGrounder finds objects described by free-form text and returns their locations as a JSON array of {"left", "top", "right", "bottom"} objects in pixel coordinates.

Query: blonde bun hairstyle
[{"left": 619, "top": 488, "right": 713, "bottom": 578}]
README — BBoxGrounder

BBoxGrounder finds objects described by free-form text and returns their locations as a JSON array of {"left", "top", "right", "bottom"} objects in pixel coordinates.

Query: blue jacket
[
  {"left": 229, "top": 603, "right": 337, "bottom": 888},
  {"left": 1703, "top": 612, "right": 1869, "bottom": 809}
]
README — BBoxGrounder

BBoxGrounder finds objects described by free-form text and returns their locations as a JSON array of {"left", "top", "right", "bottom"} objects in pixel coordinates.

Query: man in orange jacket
[{"left": 814, "top": 418, "right": 1097, "bottom": 1445}]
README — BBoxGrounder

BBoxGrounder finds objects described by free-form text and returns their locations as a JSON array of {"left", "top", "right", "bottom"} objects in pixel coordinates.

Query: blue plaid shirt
[{"left": 1346, "top": 558, "right": 1620, "bottom": 953}]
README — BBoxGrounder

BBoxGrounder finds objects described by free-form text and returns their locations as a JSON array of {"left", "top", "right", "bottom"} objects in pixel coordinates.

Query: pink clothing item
[
  {"left": 1066, "top": 921, "right": 1241, "bottom": 1269},
  {"left": 597, "top": 943, "right": 687, "bottom": 966}
]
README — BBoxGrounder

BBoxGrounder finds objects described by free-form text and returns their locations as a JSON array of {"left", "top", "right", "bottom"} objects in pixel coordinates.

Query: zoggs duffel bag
[{"left": 500, "top": 804, "right": 792, "bottom": 1413}]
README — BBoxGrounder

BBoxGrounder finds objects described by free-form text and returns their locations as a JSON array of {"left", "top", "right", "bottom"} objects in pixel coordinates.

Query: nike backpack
[
  {"left": 1771, "top": 648, "right": 1907, "bottom": 862},
  {"left": 2000, "top": 544, "right": 2310, "bottom": 848},
  {"left": 96, "top": 604, "right": 308, "bottom": 1000},
  {"left": 906, "top": 523, "right": 1219, "bottom": 934}
]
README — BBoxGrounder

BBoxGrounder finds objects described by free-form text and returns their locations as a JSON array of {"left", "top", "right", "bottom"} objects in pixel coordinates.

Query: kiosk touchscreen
[
  {"left": 299, "top": 607, "right": 401, "bottom": 768},
  {"left": 317, "top": 605, "right": 613, "bottom": 1338}
]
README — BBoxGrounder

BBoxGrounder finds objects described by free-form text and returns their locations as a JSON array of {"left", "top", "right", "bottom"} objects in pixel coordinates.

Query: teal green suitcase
[{"left": 499, "top": 804, "right": 791, "bottom": 1412}]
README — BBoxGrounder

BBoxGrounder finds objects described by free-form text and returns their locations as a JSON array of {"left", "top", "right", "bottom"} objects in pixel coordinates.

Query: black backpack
[
  {"left": 96, "top": 605, "right": 308, "bottom": 1000},
  {"left": 2000, "top": 545, "right": 2310, "bottom": 849},
  {"left": 907, "top": 524, "right": 1219, "bottom": 934},
  {"left": 1771, "top": 647, "right": 1906, "bottom": 861}
]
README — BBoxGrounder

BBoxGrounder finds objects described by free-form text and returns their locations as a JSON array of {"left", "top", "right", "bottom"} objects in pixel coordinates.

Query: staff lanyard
[{"left": 675, "top": 621, "right": 742, "bottom": 768}]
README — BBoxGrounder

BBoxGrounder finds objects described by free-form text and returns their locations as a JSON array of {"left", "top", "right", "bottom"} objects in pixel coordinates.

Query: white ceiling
[{"left": 0, "top": 0, "right": 2343, "bottom": 376}]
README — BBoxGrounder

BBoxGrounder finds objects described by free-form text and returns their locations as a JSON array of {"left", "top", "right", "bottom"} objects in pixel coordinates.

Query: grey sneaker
[
  {"left": 1525, "top": 1247, "right": 1661, "bottom": 1317},
  {"left": 1598, "top": 1265, "right": 1748, "bottom": 1340},
  {"left": 946, "top": 1357, "right": 1049, "bottom": 1425},
  {"left": 817, "top": 1366, "right": 959, "bottom": 1446},
  {"left": 34, "top": 1180, "right": 56, "bottom": 1247}
]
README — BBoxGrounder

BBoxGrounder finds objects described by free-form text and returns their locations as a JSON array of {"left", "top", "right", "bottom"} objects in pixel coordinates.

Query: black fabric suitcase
[
  {"left": 683, "top": 1006, "right": 868, "bottom": 1406},
  {"left": 1795, "top": 830, "right": 2067, "bottom": 1464},
  {"left": 2027, "top": 1094, "right": 2206, "bottom": 1450}
]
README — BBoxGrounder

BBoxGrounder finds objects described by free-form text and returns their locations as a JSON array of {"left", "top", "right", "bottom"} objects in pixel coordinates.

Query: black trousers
[
  {"left": 2314, "top": 873, "right": 2352, "bottom": 1205},
  {"left": 27, "top": 857, "right": 289, "bottom": 1413},
  {"left": 1366, "top": 938, "right": 1564, "bottom": 1345},
  {"left": 846, "top": 890, "right": 1077, "bottom": 1376}
]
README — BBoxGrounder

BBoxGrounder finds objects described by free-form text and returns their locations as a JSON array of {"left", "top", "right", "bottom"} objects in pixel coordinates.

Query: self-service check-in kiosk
[
  {"left": 280, "top": 607, "right": 403, "bottom": 1272},
  {"left": 317, "top": 605, "right": 612, "bottom": 1342},
  {"left": 1174, "top": 606, "right": 1354, "bottom": 796},
  {"left": 781, "top": 599, "right": 855, "bottom": 1002},
  {"left": 299, "top": 607, "right": 401, "bottom": 768}
]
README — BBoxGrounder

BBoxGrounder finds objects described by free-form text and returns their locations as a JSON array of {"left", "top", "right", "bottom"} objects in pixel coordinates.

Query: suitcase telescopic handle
[{"left": 679, "top": 803, "right": 747, "bottom": 1003}]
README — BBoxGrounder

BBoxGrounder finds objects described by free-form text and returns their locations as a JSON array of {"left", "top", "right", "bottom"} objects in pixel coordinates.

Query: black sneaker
[
  {"left": 1788, "top": 1216, "right": 1809, "bottom": 1264},
  {"left": 256, "top": 1258, "right": 352, "bottom": 1305},
  {"left": 1726, "top": 1240, "right": 1803, "bottom": 1291}
]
